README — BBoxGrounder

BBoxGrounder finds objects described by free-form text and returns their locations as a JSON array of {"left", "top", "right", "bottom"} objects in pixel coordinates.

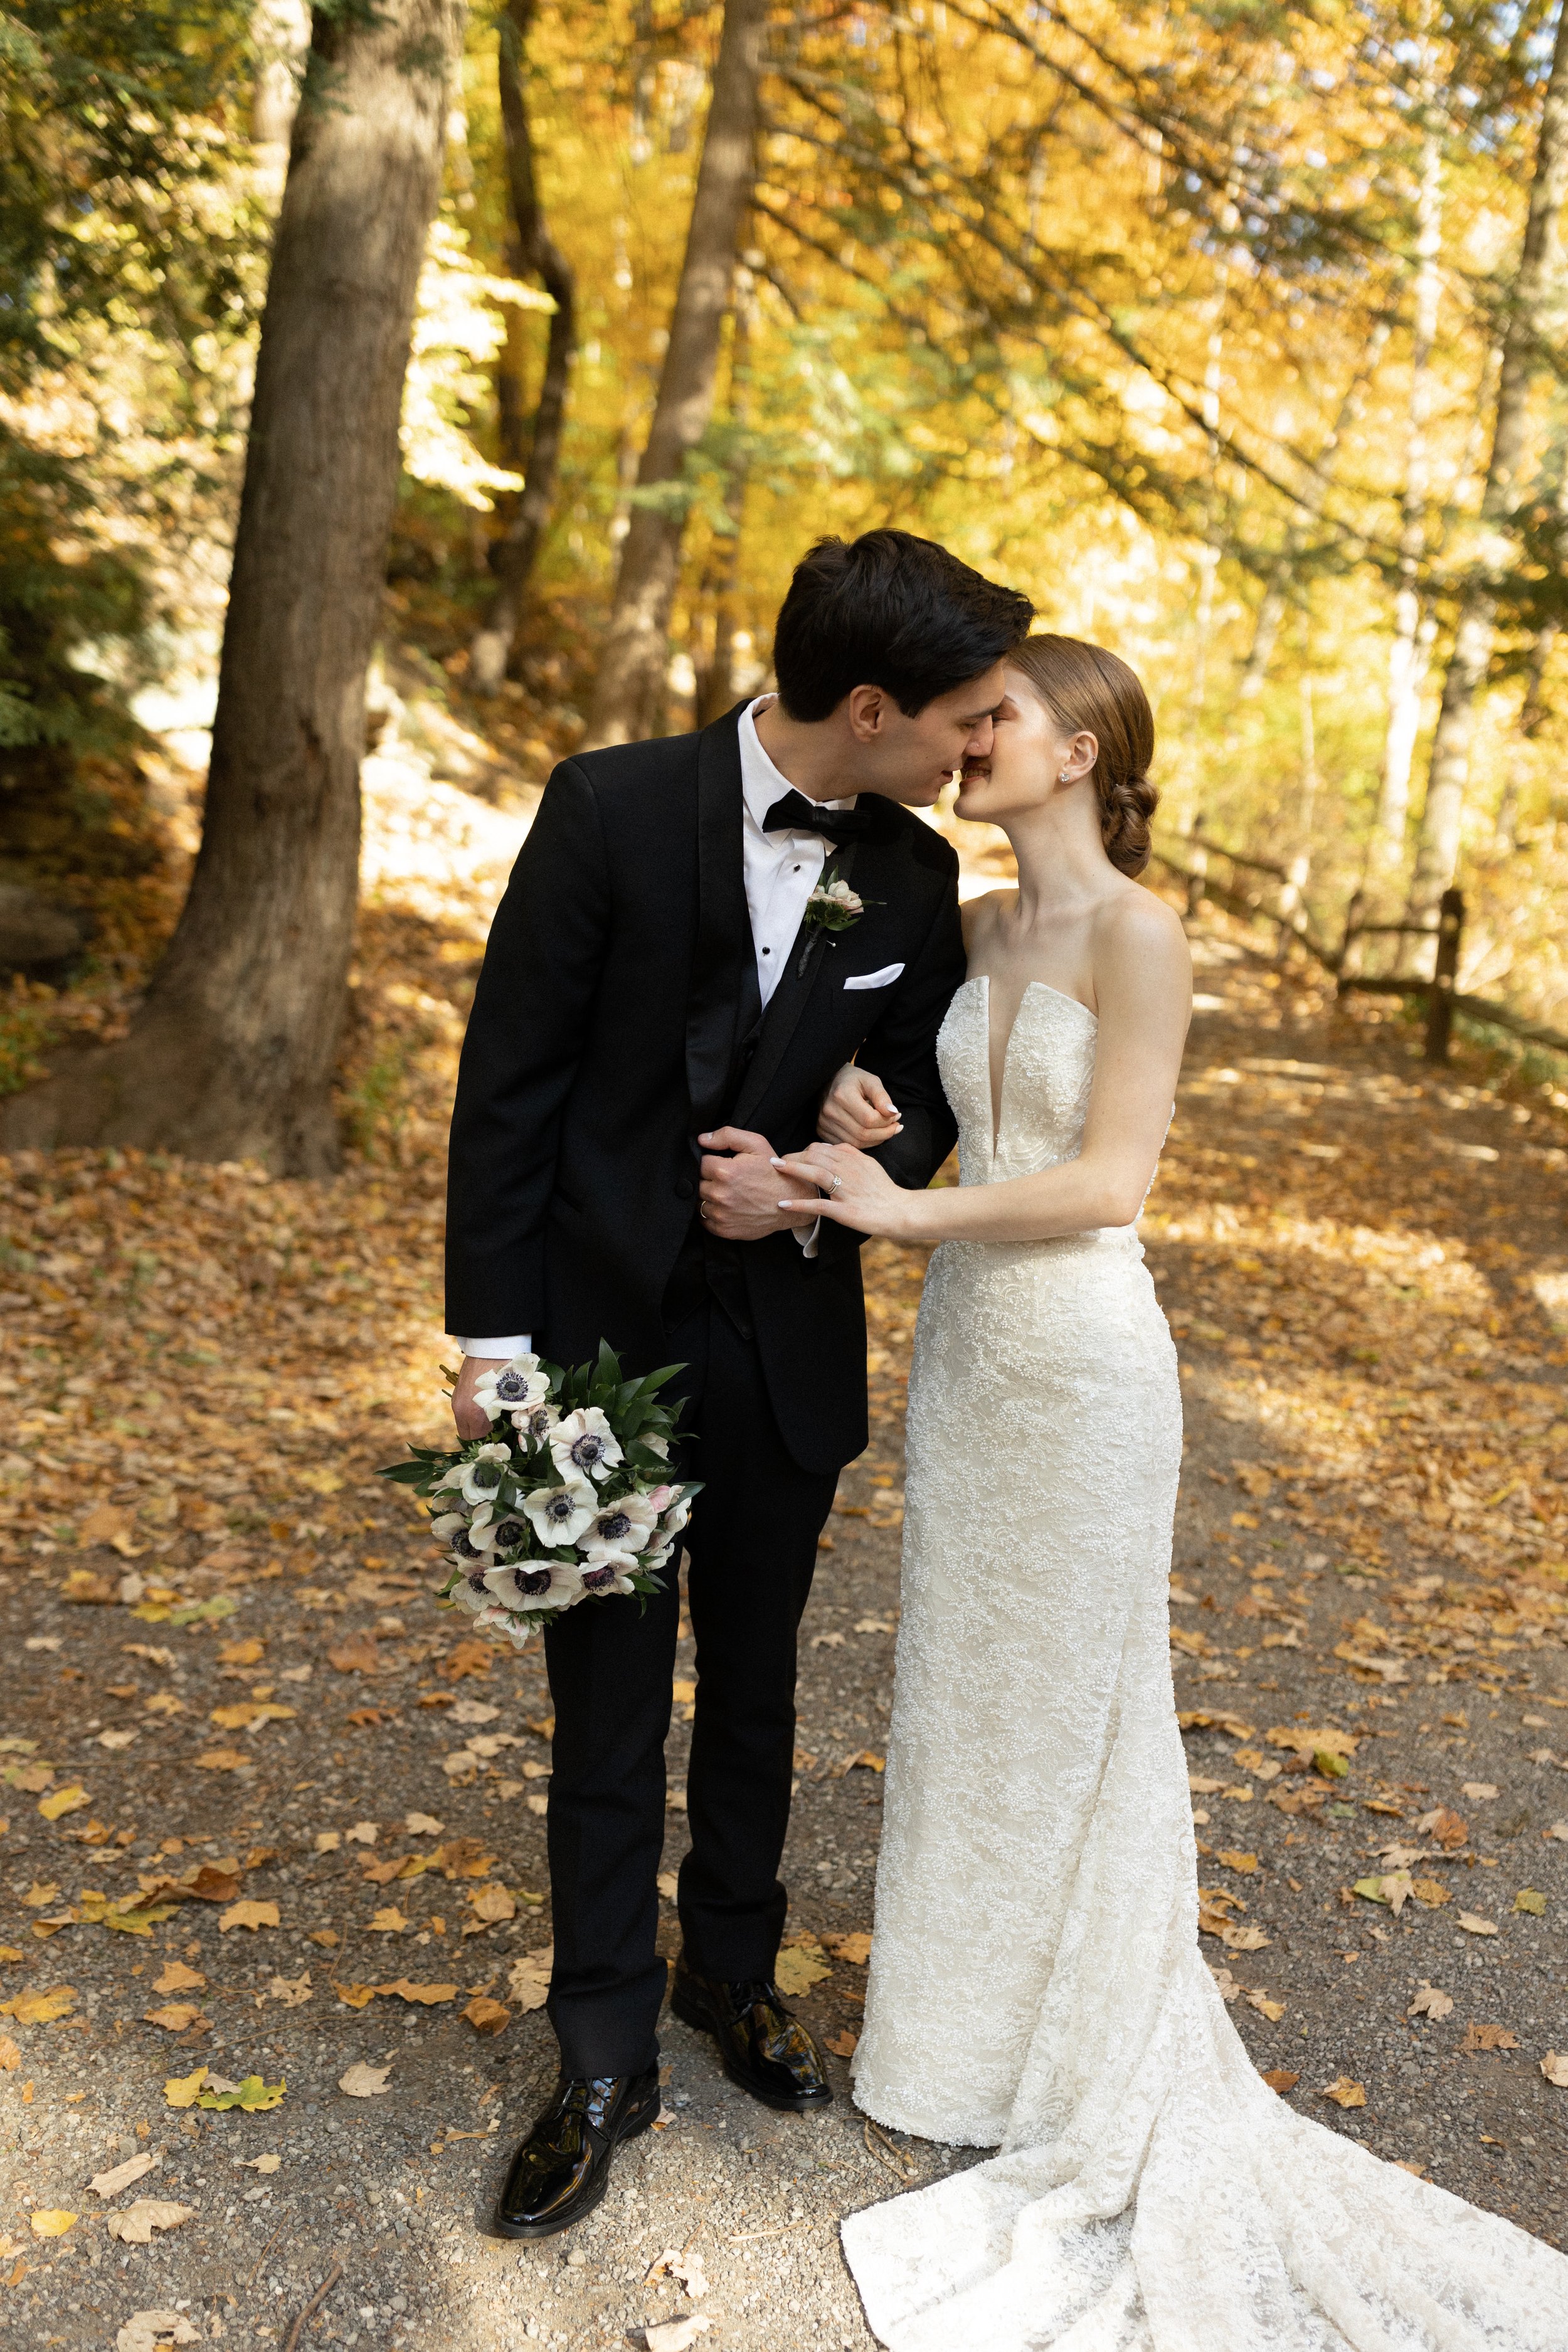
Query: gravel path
[{"left": 1, "top": 926, "right": 1565, "bottom": 2349}]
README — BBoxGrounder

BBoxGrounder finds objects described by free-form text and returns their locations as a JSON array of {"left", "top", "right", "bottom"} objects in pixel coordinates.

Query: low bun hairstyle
[{"left": 1008, "top": 633, "right": 1157, "bottom": 877}]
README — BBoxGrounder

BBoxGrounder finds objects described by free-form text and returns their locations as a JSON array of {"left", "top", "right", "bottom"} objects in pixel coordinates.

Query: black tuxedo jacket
[{"left": 445, "top": 703, "right": 965, "bottom": 1473}]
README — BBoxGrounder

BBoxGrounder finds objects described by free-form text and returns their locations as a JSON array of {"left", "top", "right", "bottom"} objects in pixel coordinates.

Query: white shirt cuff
[
  {"left": 457, "top": 1336, "right": 531, "bottom": 1359},
  {"left": 792, "top": 1221, "right": 820, "bottom": 1261}
]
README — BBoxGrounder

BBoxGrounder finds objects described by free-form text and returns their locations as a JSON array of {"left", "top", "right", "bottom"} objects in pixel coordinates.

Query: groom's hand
[
  {"left": 452, "top": 1355, "right": 505, "bottom": 1443},
  {"left": 698, "top": 1126, "right": 820, "bottom": 1239}
]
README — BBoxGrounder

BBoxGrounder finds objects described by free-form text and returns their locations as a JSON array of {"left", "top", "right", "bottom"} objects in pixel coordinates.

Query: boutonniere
[{"left": 802, "top": 866, "right": 877, "bottom": 937}]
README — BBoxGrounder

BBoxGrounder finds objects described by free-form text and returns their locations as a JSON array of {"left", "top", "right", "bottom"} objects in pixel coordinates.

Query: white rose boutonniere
[{"left": 801, "top": 864, "right": 876, "bottom": 936}]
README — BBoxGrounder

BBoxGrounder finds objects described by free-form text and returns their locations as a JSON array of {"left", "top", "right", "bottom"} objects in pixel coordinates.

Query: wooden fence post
[{"left": 1424, "top": 887, "right": 1464, "bottom": 1065}]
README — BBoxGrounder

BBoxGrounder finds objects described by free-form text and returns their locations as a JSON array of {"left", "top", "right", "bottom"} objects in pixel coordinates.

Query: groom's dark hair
[{"left": 772, "top": 529, "right": 1034, "bottom": 722}]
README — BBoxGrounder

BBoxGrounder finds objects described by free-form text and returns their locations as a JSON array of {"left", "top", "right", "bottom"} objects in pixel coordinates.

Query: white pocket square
[{"left": 842, "top": 963, "right": 904, "bottom": 992}]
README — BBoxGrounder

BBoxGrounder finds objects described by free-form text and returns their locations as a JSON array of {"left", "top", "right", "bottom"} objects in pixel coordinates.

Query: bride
[{"left": 775, "top": 633, "right": 1565, "bottom": 2351}]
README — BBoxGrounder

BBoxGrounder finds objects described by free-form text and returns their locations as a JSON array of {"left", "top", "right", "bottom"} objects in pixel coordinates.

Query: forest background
[{"left": 4, "top": 0, "right": 1568, "bottom": 1165}]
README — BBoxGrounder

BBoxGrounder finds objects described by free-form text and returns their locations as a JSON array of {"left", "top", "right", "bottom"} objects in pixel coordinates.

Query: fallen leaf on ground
[
  {"left": 1266, "top": 1724, "right": 1358, "bottom": 1762},
  {"left": 1460, "top": 1783, "right": 1498, "bottom": 1801},
  {"left": 1246, "top": 1989, "right": 1286, "bottom": 2021},
  {"left": 405, "top": 1812, "right": 443, "bottom": 1836},
  {"left": 217, "top": 1900, "right": 278, "bottom": 1934},
  {"left": 468, "top": 1883, "right": 516, "bottom": 1924},
  {"left": 29, "top": 2210, "right": 77, "bottom": 2237},
  {"left": 0, "top": 1986, "right": 75, "bottom": 2025},
  {"left": 0, "top": 2038, "right": 18, "bottom": 2071},
  {"left": 339, "top": 2062, "right": 391, "bottom": 2097},
  {"left": 463, "top": 1995, "right": 510, "bottom": 2035},
  {"left": 1394, "top": 2159, "right": 1427, "bottom": 2176},
  {"left": 1457, "top": 1912, "right": 1498, "bottom": 1937},
  {"left": 345, "top": 1821, "right": 379, "bottom": 1845},
  {"left": 38, "top": 1785, "right": 90, "bottom": 1821},
  {"left": 1407, "top": 1983, "right": 1453, "bottom": 2021},
  {"left": 192, "top": 1749, "right": 250, "bottom": 1773},
  {"left": 644, "top": 2319, "right": 714, "bottom": 2352},
  {"left": 198, "top": 2075, "right": 283, "bottom": 2112},
  {"left": 22, "top": 1883, "right": 59, "bottom": 1909},
  {"left": 1410, "top": 1878, "right": 1451, "bottom": 1909},
  {"left": 1415, "top": 1807, "right": 1468, "bottom": 1850},
  {"left": 1261, "top": 2068, "right": 1300, "bottom": 2093},
  {"left": 775, "top": 1939, "right": 832, "bottom": 1997},
  {"left": 1513, "top": 1888, "right": 1547, "bottom": 1915},
  {"left": 152, "top": 1962, "right": 204, "bottom": 1994},
  {"left": 1221, "top": 1924, "right": 1270, "bottom": 1952},
  {"left": 313, "top": 1830, "right": 341, "bottom": 1855},
  {"left": 369, "top": 1907, "right": 408, "bottom": 1934},
  {"left": 116, "top": 2310, "right": 199, "bottom": 2351},
  {"left": 216, "top": 1638, "right": 265, "bottom": 1666},
  {"left": 144, "top": 2004, "right": 206, "bottom": 2032},
  {"left": 241, "top": 2153, "right": 281, "bottom": 2173},
  {"left": 107, "top": 2201, "right": 194, "bottom": 2245},
  {"left": 1540, "top": 2052, "right": 1568, "bottom": 2087},
  {"left": 267, "top": 1973, "right": 312, "bottom": 2007},
  {"left": 1460, "top": 2022, "right": 1518, "bottom": 2053},
  {"left": 1217, "top": 1850, "right": 1258, "bottom": 1873},
  {"left": 1320, "top": 2077, "right": 1367, "bottom": 2109},
  {"left": 328, "top": 1638, "right": 380, "bottom": 1674},
  {"left": 89, "top": 2152, "right": 160, "bottom": 2200},
  {"left": 163, "top": 2067, "right": 209, "bottom": 2108},
  {"left": 825, "top": 1931, "right": 872, "bottom": 1964},
  {"left": 656, "top": 1870, "right": 679, "bottom": 1900},
  {"left": 507, "top": 1949, "right": 552, "bottom": 2011},
  {"left": 825, "top": 2028, "right": 859, "bottom": 2057},
  {"left": 1546, "top": 1821, "right": 1568, "bottom": 1843},
  {"left": 379, "top": 1979, "right": 457, "bottom": 2005}
]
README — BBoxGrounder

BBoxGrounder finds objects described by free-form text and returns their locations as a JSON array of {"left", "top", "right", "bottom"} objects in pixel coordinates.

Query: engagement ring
[{"left": 830, "top": 1173, "right": 844, "bottom": 1194}]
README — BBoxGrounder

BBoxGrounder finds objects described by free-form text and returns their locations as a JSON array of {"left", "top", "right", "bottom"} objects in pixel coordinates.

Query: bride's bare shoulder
[
  {"left": 1091, "top": 879, "right": 1190, "bottom": 994},
  {"left": 960, "top": 887, "right": 1016, "bottom": 956}
]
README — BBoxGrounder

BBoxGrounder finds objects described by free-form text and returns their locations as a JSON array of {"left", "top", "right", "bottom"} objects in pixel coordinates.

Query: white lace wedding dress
[{"left": 842, "top": 977, "right": 1567, "bottom": 2351}]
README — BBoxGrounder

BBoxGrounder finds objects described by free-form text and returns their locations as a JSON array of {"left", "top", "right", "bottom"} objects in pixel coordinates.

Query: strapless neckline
[{"left": 956, "top": 975, "right": 1097, "bottom": 1165}]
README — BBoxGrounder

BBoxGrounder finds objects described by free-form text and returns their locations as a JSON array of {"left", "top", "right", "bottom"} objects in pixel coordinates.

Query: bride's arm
[{"left": 775, "top": 891, "right": 1191, "bottom": 1244}]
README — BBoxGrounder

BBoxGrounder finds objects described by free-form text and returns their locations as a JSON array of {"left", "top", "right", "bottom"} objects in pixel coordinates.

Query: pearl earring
[{"left": 1057, "top": 770, "right": 1068, "bottom": 783}]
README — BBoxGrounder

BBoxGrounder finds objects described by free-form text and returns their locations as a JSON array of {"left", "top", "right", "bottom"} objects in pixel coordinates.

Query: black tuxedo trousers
[{"left": 543, "top": 1299, "right": 837, "bottom": 2077}]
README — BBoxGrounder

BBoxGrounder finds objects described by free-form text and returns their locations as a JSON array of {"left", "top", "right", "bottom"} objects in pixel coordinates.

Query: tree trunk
[
  {"left": 695, "top": 265, "right": 755, "bottom": 728},
  {"left": 469, "top": 0, "right": 578, "bottom": 696},
  {"left": 1408, "top": 0, "right": 1568, "bottom": 921},
  {"left": 1, "top": 0, "right": 465, "bottom": 1173},
  {"left": 252, "top": 0, "right": 310, "bottom": 197},
  {"left": 1373, "top": 118, "right": 1443, "bottom": 879},
  {"left": 581, "top": 0, "right": 768, "bottom": 751}
]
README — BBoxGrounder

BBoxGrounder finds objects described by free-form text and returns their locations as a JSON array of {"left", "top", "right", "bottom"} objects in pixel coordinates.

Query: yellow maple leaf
[
  {"left": 164, "top": 2065, "right": 209, "bottom": 2109},
  {"left": 29, "top": 2211, "right": 76, "bottom": 2238},
  {"left": 37, "top": 1786, "right": 89, "bottom": 1821}
]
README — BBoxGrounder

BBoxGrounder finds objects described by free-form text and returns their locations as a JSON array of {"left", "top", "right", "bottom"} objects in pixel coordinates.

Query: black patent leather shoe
[
  {"left": 670, "top": 1952, "right": 833, "bottom": 2113},
  {"left": 493, "top": 2065, "right": 661, "bottom": 2238}
]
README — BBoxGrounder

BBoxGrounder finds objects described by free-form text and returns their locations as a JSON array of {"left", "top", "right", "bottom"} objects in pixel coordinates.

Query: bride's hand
[
  {"left": 817, "top": 1063, "right": 903, "bottom": 1148},
  {"left": 772, "top": 1142, "right": 920, "bottom": 1240}
]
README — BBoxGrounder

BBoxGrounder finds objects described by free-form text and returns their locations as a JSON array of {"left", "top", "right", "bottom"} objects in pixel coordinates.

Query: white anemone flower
[
  {"left": 576, "top": 1552, "right": 640, "bottom": 1598},
  {"left": 659, "top": 1490, "right": 694, "bottom": 1540},
  {"left": 522, "top": 1480, "right": 597, "bottom": 1548},
  {"left": 483, "top": 1559, "right": 581, "bottom": 1613},
  {"left": 549, "top": 1408, "right": 623, "bottom": 1486},
  {"left": 430, "top": 1508, "right": 469, "bottom": 1542},
  {"left": 469, "top": 1507, "right": 530, "bottom": 1558},
  {"left": 450, "top": 1569, "right": 495, "bottom": 1615},
  {"left": 458, "top": 1442, "right": 512, "bottom": 1509},
  {"left": 642, "top": 1542, "right": 674, "bottom": 1576},
  {"left": 474, "top": 1355, "right": 551, "bottom": 1421},
  {"left": 641, "top": 1432, "right": 670, "bottom": 1461},
  {"left": 512, "top": 1399, "right": 560, "bottom": 1448},
  {"left": 579, "top": 1493, "right": 659, "bottom": 1562}
]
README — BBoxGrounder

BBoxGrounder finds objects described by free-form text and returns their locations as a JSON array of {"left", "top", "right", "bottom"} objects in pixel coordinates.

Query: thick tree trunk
[
  {"left": 2, "top": 0, "right": 465, "bottom": 1173},
  {"left": 469, "top": 0, "right": 578, "bottom": 696},
  {"left": 1373, "top": 120, "right": 1443, "bottom": 879},
  {"left": 1408, "top": 1, "right": 1568, "bottom": 921},
  {"left": 581, "top": 0, "right": 768, "bottom": 751}
]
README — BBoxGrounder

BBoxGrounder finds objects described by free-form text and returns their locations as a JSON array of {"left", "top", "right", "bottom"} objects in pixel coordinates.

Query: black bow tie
[{"left": 760, "top": 789, "right": 876, "bottom": 843}]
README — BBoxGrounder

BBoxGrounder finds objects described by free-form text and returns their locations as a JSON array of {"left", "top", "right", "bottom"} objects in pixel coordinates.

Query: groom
[{"left": 445, "top": 528, "right": 1032, "bottom": 2234}]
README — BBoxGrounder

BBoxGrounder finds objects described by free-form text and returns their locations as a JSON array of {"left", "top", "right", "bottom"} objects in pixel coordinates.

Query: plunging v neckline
[{"left": 965, "top": 974, "right": 1097, "bottom": 1159}]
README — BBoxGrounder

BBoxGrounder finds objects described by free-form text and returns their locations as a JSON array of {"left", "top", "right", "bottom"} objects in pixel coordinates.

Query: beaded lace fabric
[{"left": 842, "top": 978, "right": 1567, "bottom": 2351}]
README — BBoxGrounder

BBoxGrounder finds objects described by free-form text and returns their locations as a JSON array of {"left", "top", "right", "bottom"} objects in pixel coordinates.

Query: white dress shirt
[{"left": 459, "top": 699, "right": 851, "bottom": 1354}]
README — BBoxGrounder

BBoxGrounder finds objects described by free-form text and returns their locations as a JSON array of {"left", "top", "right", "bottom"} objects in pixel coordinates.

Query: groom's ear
[{"left": 845, "top": 684, "right": 891, "bottom": 741}]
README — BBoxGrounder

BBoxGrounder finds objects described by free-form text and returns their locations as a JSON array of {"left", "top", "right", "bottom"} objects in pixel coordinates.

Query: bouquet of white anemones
[{"left": 379, "top": 1343, "right": 699, "bottom": 1646}]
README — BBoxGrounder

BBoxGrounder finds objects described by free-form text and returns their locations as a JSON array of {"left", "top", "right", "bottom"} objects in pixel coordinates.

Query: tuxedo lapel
[{"left": 686, "top": 711, "right": 753, "bottom": 1133}]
